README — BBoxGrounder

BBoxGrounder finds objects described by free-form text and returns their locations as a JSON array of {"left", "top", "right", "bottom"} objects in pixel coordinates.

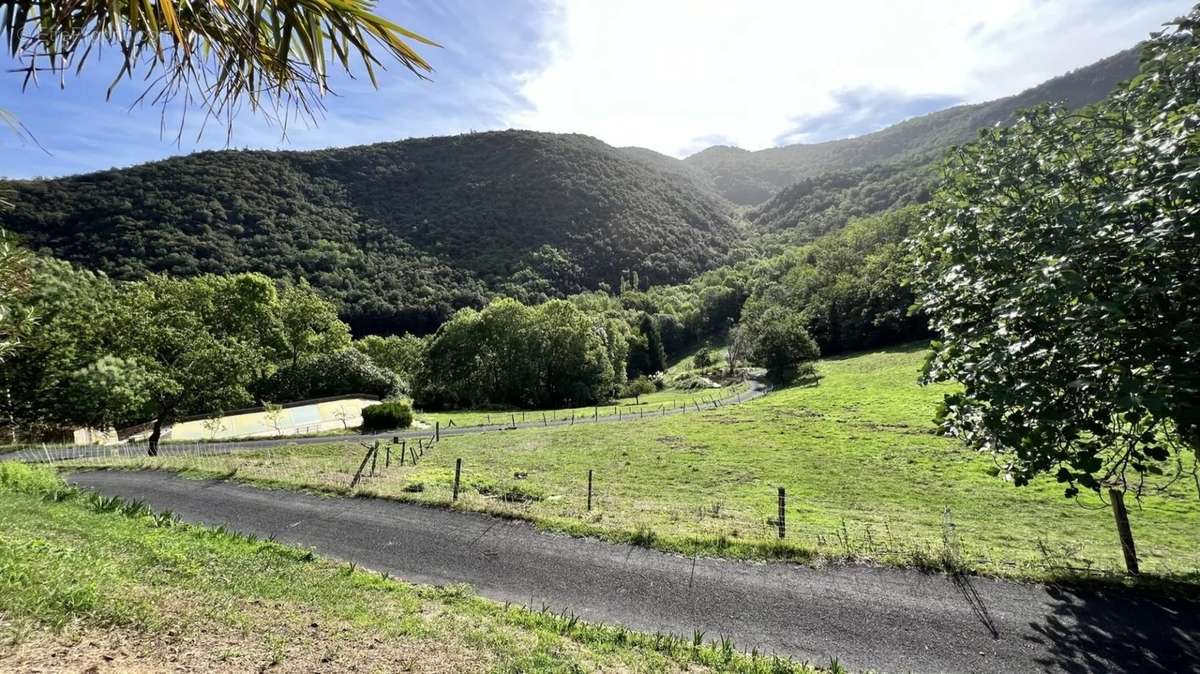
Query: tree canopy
[{"left": 910, "top": 10, "right": 1200, "bottom": 573}]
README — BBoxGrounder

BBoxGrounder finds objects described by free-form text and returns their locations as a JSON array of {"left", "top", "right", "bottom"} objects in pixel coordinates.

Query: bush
[
  {"left": 360, "top": 401, "right": 413, "bottom": 432},
  {"left": 621, "top": 376, "right": 656, "bottom": 400},
  {"left": 692, "top": 349, "right": 715, "bottom": 369},
  {"left": 671, "top": 374, "right": 719, "bottom": 391},
  {"left": 256, "top": 349, "right": 403, "bottom": 402}
]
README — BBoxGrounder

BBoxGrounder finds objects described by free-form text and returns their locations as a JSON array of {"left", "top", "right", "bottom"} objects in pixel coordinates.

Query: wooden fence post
[
  {"left": 435, "top": 421, "right": 440, "bottom": 442},
  {"left": 369, "top": 440, "right": 379, "bottom": 476},
  {"left": 349, "top": 442, "right": 376, "bottom": 488},
  {"left": 587, "top": 469, "right": 593, "bottom": 511},
  {"left": 542, "top": 412, "right": 547, "bottom": 426},
  {"left": 386, "top": 444, "right": 391, "bottom": 468},
  {"left": 453, "top": 458, "right": 462, "bottom": 501},
  {"left": 776, "top": 487, "right": 786, "bottom": 539}
]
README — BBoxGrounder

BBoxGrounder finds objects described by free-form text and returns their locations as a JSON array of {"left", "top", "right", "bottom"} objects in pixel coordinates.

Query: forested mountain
[
  {"left": 1, "top": 131, "right": 740, "bottom": 335},
  {"left": 679, "top": 48, "right": 1140, "bottom": 205},
  {"left": 746, "top": 158, "right": 935, "bottom": 241}
]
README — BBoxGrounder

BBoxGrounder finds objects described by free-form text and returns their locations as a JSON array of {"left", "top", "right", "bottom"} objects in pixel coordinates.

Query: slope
[
  {"left": 0, "top": 131, "right": 741, "bottom": 335},
  {"left": 684, "top": 48, "right": 1140, "bottom": 206}
]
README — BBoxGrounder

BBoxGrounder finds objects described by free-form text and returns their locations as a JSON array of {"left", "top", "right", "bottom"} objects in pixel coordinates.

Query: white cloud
[{"left": 510, "top": 0, "right": 1191, "bottom": 157}]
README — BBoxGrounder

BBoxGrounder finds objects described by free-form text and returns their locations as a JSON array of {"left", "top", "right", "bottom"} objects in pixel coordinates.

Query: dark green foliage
[
  {"left": 692, "top": 349, "right": 715, "bottom": 369},
  {"left": 747, "top": 159, "right": 934, "bottom": 240},
  {"left": 360, "top": 401, "right": 413, "bottom": 432},
  {"left": 743, "top": 207, "right": 929, "bottom": 356},
  {"left": 1, "top": 131, "right": 738, "bottom": 335},
  {"left": 255, "top": 349, "right": 402, "bottom": 403},
  {"left": 621, "top": 376, "right": 656, "bottom": 401},
  {"left": 415, "top": 298, "right": 625, "bottom": 410},
  {"left": 747, "top": 308, "right": 820, "bottom": 386},
  {"left": 681, "top": 49, "right": 1138, "bottom": 205},
  {"left": 911, "top": 12, "right": 1200, "bottom": 501},
  {"left": 351, "top": 334, "right": 426, "bottom": 392},
  {"left": 627, "top": 313, "right": 668, "bottom": 377}
]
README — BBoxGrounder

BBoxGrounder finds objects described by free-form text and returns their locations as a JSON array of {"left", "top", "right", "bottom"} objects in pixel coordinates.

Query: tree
[
  {"left": 277, "top": 280, "right": 350, "bottom": 366},
  {"left": 749, "top": 308, "right": 820, "bottom": 386},
  {"left": 1, "top": 0, "right": 437, "bottom": 132},
  {"left": 0, "top": 231, "right": 32, "bottom": 363},
  {"left": 910, "top": 12, "right": 1200, "bottom": 575},
  {"left": 640, "top": 313, "right": 668, "bottom": 374},
  {"left": 256, "top": 348, "right": 402, "bottom": 403},
  {"left": 0, "top": 256, "right": 116, "bottom": 440},
  {"left": 104, "top": 273, "right": 282, "bottom": 454},
  {"left": 725, "top": 323, "right": 754, "bottom": 377},
  {"left": 622, "top": 376, "right": 655, "bottom": 404},
  {"left": 352, "top": 334, "right": 426, "bottom": 392},
  {"left": 415, "top": 298, "right": 625, "bottom": 409}
]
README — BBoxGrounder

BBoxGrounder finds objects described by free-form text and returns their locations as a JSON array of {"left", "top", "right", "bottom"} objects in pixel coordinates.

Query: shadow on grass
[{"left": 1027, "top": 582, "right": 1200, "bottom": 672}]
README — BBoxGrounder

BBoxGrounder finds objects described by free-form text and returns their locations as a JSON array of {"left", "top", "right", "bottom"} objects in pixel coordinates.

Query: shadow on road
[
  {"left": 1027, "top": 584, "right": 1200, "bottom": 672},
  {"left": 951, "top": 571, "right": 1000, "bottom": 639}
]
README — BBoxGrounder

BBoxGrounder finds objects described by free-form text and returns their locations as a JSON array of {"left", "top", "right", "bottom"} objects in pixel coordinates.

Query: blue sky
[{"left": 0, "top": 0, "right": 1191, "bottom": 178}]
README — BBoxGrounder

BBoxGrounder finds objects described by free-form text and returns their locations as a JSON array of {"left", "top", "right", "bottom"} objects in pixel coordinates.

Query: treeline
[
  {"left": 1, "top": 257, "right": 669, "bottom": 443},
  {"left": 588, "top": 206, "right": 928, "bottom": 361},
  {"left": 1, "top": 259, "right": 382, "bottom": 450},
  {"left": 1, "top": 131, "right": 740, "bottom": 335}
]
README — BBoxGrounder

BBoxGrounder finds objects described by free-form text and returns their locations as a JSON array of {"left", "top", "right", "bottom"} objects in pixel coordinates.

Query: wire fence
[{"left": 33, "top": 432, "right": 1170, "bottom": 580}]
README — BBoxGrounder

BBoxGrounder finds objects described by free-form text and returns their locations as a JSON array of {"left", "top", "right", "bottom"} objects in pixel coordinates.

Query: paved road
[
  {"left": 10, "top": 382, "right": 766, "bottom": 463},
  {"left": 68, "top": 470, "right": 1200, "bottom": 674}
]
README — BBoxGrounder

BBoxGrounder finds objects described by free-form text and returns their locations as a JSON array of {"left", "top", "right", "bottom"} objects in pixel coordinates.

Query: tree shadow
[{"left": 1027, "top": 583, "right": 1200, "bottom": 672}]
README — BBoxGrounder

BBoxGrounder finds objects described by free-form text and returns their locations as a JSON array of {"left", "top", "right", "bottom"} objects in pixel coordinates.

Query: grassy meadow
[
  {"left": 0, "top": 463, "right": 821, "bottom": 673},
  {"left": 411, "top": 381, "right": 749, "bottom": 431},
  {"left": 65, "top": 343, "right": 1200, "bottom": 582}
]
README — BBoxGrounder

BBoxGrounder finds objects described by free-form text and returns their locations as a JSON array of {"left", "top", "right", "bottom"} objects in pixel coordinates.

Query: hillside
[
  {"left": 682, "top": 48, "right": 1141, "bottom": 205},
  {"left": 0, "top": 131, "right": 740, "bottom": 334}
]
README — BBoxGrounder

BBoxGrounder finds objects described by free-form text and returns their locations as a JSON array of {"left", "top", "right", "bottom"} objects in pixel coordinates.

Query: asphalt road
[
  {"left": 10, "top": 382, "right": 766, "bottom": 464},
  {"left": 68, "top": 470, "right": 1200, "bottom": 674}
]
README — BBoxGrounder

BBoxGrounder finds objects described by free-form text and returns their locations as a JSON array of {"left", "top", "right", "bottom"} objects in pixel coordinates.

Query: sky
[{"left": 0, "top": 0, "right": 1192, "bottom": 178}]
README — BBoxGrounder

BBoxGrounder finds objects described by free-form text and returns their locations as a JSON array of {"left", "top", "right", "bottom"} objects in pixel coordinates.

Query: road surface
[{"left": 68, "top": 470, "right": 1200, "bottom": 674}]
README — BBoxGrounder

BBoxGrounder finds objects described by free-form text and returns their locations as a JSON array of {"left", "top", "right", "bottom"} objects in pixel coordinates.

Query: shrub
[
  {"left": 360, "top": 401, "right": 413, "bottom": 432},
  {"left": 692, "top": 349, "right": 715, "bottom": 369},
  {"left": 621, "top": 376, "right": 656, "bottom": 400}
]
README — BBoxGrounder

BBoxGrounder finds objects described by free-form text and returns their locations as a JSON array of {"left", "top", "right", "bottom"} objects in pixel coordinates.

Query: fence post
[
  {"left": 542, "top": 412, "right": 548, "bottom": 426},
  {"left": 511, "top": 413, "right": 516, "bottom": 428},
  {"left": 453, "top": 458, "right": 462, "bottom": 501},
  {"left": 386, "top": 444, "right": 391, "bottom": 468},
  {"left": 349, "top": 442, "right": 376, "bottom": 488},
  {"left": 435, "top": 421, "right": 440, "bottom": 442},
  {"left": 587, "top": 469, "right": 593, "bottom": 511},
  {"left": 594, "top": 407, "right": 598, "bottom": 421},
  {"left": 776, "top": 487, "right": 786, "bottom": 539},
  {"left": 370, "top": 440, "right": 379, "bottom": 476},
  {"left": 571, "top": 412, "right": 575, "bottom": 425}
]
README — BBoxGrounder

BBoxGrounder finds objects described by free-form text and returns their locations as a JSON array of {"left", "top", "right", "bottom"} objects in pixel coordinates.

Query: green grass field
[
  {"left": 0, "top": 463, "right": 820, "bottom": 673},
  {"left": 411, "top": 381, "right": 748, "bottom": 430},
  {"left": 68, "top": 344, "right": 1200, "bottom": 582}
]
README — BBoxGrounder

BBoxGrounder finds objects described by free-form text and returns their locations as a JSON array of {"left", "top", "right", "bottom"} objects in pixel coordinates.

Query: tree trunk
[
  {"left": 147, "top": 418, "right": 162, "bottom": 457},
  {"left": 1109, "top": 488, "right": 1139, "bottom": 575}
]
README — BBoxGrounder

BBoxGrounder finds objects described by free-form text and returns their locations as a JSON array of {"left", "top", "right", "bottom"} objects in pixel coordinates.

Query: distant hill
[
  {"left": 680, "top": 48, "right": 1141, "bottom": 206},
  {"left": 1, "top": 131, "right": 740, "bottom": 335}
]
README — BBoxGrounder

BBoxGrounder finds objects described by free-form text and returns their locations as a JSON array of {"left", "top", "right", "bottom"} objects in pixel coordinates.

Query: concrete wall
[
  {"left": 80, "top": 396, "right": 380, "bottom": 445},
  {"left": 165, "top": 398, "right": 378, "bottom": 441}
]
